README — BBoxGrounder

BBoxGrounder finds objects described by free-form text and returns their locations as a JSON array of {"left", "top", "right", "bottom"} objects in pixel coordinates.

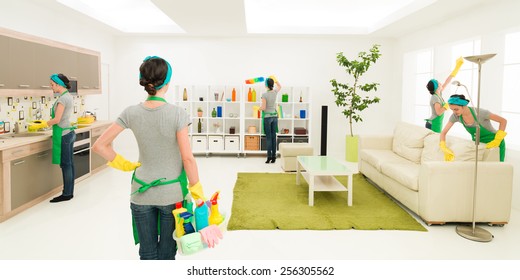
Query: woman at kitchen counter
[
  {"left": 92, "top": 56, "right": 209, "bottom": 260},
  {"left": 47, "top": 73, "right": 77, "bottom": 203}
]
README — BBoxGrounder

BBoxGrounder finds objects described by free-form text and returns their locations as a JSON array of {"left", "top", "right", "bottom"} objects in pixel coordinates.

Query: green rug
[{"left": 227, "top": 173, "right": 427, "bottom": 231}]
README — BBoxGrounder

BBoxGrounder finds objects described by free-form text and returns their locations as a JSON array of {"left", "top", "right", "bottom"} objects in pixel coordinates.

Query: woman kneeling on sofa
[{"left": 439, "top": 94, "right": 507, "bottom": 162}]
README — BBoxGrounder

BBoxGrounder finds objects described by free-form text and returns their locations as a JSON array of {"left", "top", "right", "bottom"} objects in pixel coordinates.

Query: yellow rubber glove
[
  {"left": 443, "top": 102, "right": 449, "bottom": 110},
  {"left": 189, "top": 182, "right": 206, "bottom": 202},
  {"left": 107, "top": 153, "right": 141, "bottom": 172},
  {"left": 35, "top": 120, "right": 49, "bottom": 127},
  {"left": 439, "top": 141, "right": 455, "bottom": 162},
  {"left": 269, "top": 75, "right": 278, "bottom": 83},
  {"left": 450, "top": 57, "right": 464, "bottom": 77},
  {"left": 486, "top": 130, "right": 507, "bottom": 149}
]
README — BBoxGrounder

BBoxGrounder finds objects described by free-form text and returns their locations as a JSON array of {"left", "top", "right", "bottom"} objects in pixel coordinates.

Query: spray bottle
[
  {"left": 194, "top": 199, "right": 209, "bottom": 231},
  {"left": 209, "top": 191, "right": 224, "bottom": 225},
  {"left": 172, "top": 202, "right": 187, "bottom": 238}
]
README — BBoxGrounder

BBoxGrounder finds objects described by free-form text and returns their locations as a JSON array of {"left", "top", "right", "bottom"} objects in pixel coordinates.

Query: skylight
[
  {"left": 244, "top": 0, "right": 437, "bottom": 35},
  {"left": 56, "top": 0, "right": 185, "bottom": 34}
]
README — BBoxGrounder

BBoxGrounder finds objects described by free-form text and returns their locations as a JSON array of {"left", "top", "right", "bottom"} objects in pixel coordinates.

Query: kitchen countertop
[{"left": 0, "top": 120, "right": 112, "bottom": 151}]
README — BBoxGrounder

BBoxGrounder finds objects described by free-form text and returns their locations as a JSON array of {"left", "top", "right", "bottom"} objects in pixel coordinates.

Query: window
[
  {"left": 502, "top": 32, "right": 520, "bottom": 149},
  {"left": 413, "top": 49, "right": 433, "bottom": 127},
  {"left": 446, "top": 39, "right": 481, "bottom": 138}
]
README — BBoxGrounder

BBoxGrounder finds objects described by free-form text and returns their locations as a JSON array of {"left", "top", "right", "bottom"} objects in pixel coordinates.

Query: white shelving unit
[{"left": 172, "top": 84, "right": 310, "bottom": 157}]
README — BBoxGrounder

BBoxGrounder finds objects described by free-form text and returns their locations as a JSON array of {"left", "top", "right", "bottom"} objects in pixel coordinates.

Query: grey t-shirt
[
  {"left": 116, "top": 103, "right": 191, "bottom": 206},
  {"left": 262, "top": 89, "right": 279, "bottom": 117},
  {"left": 449, "top": 107, "right": 497, "bottom": 133},
  {"left": 53, "top": 92, "right": 74, "bottom": 135},
  {"left": 427, "top": 94, "right": 444, "bottom": 120}
]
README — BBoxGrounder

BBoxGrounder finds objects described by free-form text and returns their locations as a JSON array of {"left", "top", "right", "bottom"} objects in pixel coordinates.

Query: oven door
[{"left": 73, "top": 139, "right": 90, "bottom": 180}]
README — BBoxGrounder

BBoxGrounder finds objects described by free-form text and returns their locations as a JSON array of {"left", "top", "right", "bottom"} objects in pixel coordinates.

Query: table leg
[
  {"left": 347, "top": 174, "right": 353, "bottom": 206},
  {"left": 309, "top": 175, "right": 314, "bottom": 206}
]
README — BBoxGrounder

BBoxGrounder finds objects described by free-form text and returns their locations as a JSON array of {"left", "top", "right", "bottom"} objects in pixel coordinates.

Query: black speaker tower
[{"left": 320, "top": 106, "right": 328, "bottom": 155}]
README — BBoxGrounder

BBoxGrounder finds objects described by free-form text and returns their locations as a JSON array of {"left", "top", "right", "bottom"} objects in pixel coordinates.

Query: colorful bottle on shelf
[
  {"left": 194, "top": 199, "right": 209, "bottom": 231},
  {"left": 247, "top": 88, "right": 252, "bottom": 102},
  {"left": 197, "top": 118, "right": 202, "bottom": 133},
  {"left": 209, "top": 191, "right": 224, "bottom": 225},
  {"left": 212, "top": 108, "right": 217, "bottom": 118},
  {"left": 183, "top": 88, "right": 188, "bottom": 101},
  {"left": 251, "top": 88, "right": 256, "bottom": 102},
  {"left": 232, "top": 88, "right": 236, "bottom": 102}
]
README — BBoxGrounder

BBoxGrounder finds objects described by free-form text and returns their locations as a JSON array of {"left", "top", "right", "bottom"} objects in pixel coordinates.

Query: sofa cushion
[
  {"left": 380, "top": 162, "right": 421, "bottom": 191},
  {"left": 360, "top": 149, "right": 411, "bottom": 172},
  {"left": 392, "top": 122, "right": 433, "bottom": 164},
  {"left": 421, "top": 134, "right": 496, "bottom": 163}
]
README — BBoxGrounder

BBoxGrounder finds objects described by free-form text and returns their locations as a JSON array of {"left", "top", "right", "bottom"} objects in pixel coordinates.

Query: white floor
[{"left": 1, "top": 155, "right": 520, "bottom": 261}]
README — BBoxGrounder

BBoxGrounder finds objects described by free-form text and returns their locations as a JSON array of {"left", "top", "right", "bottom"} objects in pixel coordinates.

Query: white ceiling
[{"left": 31, "top": 0, "right": 491, "bottom": 37}]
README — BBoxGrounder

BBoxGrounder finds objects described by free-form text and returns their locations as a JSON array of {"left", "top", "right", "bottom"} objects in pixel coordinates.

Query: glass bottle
[
  {"left": 232, "top": 88, "right": 236, "bottom": 102},
  {"left": 212, "top": 108, "right": 217, "bottom": 118},
  {"left": 252, "top": 88, "right": 256, "bottom": 102},
  {"left": 247, "top": 88, "right": 252, "bottom": 102},
  {"left": 197, "top": 118, "right": 202, "bottom": 133},
  {"left": 183, "top": 88, "right": 188, "bottom": 101}
]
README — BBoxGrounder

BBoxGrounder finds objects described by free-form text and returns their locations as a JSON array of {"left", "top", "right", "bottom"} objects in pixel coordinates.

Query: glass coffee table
[{"left": 296, "top": 156, "right": 356, "bottom": 206}]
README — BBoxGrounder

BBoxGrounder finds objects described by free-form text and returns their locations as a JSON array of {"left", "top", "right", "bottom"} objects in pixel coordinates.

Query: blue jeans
[
  {"left": 60, "top": 131, "right": 76, "bottom": 196},
  {"left": 130, "top": 203, "right": 177, "bottom": 260},
  {"left": 264, "top": 117, "right": 278, "bottom": 158}
]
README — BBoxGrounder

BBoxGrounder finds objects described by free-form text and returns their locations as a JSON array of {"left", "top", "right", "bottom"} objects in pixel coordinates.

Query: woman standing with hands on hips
[
  {"left": 92, "top": 56, "right": 207, "bottom": 260},
  {"left": 260, "top": 76, "right": 282, "bottom": 164},
  {"left": 439, "top": 94, "right": 507, "bottom": 162},
  {"left": 424, "top": 57, "right": 464, "bottom": 132},
  {"left": 47, "top": 74, "right": 77, "bottom": 203}
]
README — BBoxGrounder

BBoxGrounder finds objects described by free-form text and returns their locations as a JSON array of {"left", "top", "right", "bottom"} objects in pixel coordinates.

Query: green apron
[
  {"left": 425, "top": 94, "right": 446, "bottom": 133},
  {"left": 130, "top": 95, "right": 191, "bottom": 245},
  {"left": 461, "top": 108, "right": 506, "bottom": 162},
  {"left": 51, "top": 91, "right": 76, "bottom": 165},
  {"left": 261, "top": 111, "right": 279, "bottom": 134},
  {"left": 131, "top": 170, "right": 189, "bottom": 245}
]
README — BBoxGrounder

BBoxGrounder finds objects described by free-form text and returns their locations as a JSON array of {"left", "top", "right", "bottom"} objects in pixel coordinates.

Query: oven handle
[
  {"left": 73, "top": 138, "right": 90, "bottom": 147},
  {"left": 73, "top": 147, "right": 90, "bottom": 155}
]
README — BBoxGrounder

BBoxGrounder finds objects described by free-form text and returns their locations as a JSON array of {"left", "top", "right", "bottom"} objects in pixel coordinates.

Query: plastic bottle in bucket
[
  {"left": 194, "top": 199, "right": 209, "bottom": 231},
  {"left": 209, "top": 191, "right": 224, "bottom": 225}
]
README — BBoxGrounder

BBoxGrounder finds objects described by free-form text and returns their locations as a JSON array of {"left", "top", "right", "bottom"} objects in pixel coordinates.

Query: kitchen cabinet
[
  {"left": 10, "top": 149, "right": 60, "bottom": 209},
  {"left": 0, "top": 35, "right": 8, "bottom": 89},
  {"left": 7, "top": 37, "right": 37, "bottom": 90},
  {"left": 0, "top": 27, "right": 101, "bottom": 96},
  {"left": 77, "top": 53, "right": 100, "bottom": 91},
  {"left": 0, "top": 121, "right": 111, "bottom": 222}
]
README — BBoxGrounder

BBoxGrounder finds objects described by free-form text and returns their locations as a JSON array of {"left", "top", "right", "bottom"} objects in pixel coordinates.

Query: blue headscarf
[
  {"left": 50, "top": 74, "right": 66, "bottom": 88},
  {"left": 142, "top": 56, "right": 172, "bottom": 89},
  {"left": 448, "top": 96, "right": 469, "bottom": 106},
  {"left": 429, "top": 79, "right": 438, "bottom": 92}
]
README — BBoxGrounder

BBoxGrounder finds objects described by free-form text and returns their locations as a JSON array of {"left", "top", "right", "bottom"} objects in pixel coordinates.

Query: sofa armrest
[
  {"left": 418, "top": 161, "right": 513, "bottom": 224},
  {"left": 359, "top": 135, "right": 393, "bottom": 150}
]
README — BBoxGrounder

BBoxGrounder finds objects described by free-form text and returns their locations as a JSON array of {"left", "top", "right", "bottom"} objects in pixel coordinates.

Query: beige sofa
[
  {"left": 279, "top": 143, "right": 314, "bottom": 172},
  {"left": 359, "top": 122, "right": 513, "bottom": 225}
]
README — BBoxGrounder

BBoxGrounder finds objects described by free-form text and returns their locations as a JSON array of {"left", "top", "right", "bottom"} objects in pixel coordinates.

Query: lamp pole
[{"left": 455, "top": 54, "right": 496, "bottom": 242}]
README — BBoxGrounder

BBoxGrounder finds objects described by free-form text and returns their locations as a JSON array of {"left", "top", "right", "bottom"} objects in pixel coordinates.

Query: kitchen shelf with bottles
[{"left": 173, "top": 85, "right": 242, "bottom": 156}]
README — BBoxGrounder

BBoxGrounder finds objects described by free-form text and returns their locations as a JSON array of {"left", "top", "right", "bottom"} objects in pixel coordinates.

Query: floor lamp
[{"left": 455, "top": 53, "right": 496, "bottom": 242}]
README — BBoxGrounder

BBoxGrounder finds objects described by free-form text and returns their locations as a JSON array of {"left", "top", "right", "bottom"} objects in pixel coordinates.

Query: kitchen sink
[{"left": 0, "top": 132, "right": 49, "bottom": 139}]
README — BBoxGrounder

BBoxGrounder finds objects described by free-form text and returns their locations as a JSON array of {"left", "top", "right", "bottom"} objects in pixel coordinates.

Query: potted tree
[
  {"left": 197, "top": 107, "right": 203, "bottom": 117},
  {"left": 330, "top": 44, "right": 382, "bottom": 162}
]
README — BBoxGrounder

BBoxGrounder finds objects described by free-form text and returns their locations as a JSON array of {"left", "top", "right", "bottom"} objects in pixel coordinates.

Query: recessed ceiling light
[
  {"left": 244, "top": 0, "right": 437, "bottom": 34},
  {"left": 56, "top": 0, "right": 185, "bottom": 34}
]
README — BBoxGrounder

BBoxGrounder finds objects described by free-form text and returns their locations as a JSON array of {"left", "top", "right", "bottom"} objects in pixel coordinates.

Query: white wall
[
  {"left": 112, "top": 36, "right": 399, "bottom": 160},
  {"left": 395, "top": 0, "right": 520, "bottom": 210}
]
